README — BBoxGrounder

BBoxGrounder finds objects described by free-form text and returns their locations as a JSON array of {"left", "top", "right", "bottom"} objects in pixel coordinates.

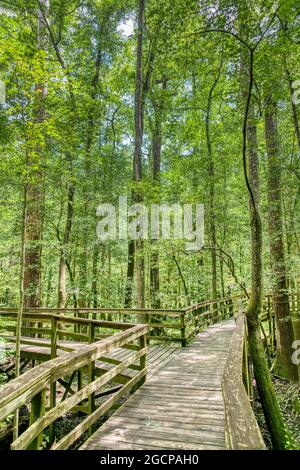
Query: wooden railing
[
  {"left": 0, "top": 295, "right": 273, "bottom": 451},
  {"left": 0, "top": 323, "right": 148, "bottom": 450},
  {"left": 0, "top": 311, "right": 140, "bottom": 356},
  {"left": 0, "top": 294, "right": 245, "bottom": 348},
  {"left": 182, "top": 294, "right": 245, "bottom": 345},
  {"left": 222, "top": 310, "right": 266, "bottom": 450},
  {"left": 0, "top": 307, "right": 185, "bottom": 346}
]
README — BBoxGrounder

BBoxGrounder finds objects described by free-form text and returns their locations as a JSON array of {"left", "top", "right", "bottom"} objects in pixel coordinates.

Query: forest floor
[{"left": 254, "top": 376, "right": 300, "bottom": 449}]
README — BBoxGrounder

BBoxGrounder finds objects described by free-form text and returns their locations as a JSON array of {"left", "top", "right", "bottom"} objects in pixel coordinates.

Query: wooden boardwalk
[
  {"left": 80, "top": 319, "right": 236, "bottom": 450},
  {"left": 0, "top": 338, "right": 179, "bottom": 378}
]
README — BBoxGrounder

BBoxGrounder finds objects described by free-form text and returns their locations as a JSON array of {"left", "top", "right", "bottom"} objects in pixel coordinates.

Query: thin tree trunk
[
  {"left": 91, "top": 243, "right": 99, "bottom": 310},
  {"left": 220, "top": 257, "right": 225, "bottom": 298},
  {"left": 46, "top": 267, "right": 53, "bottom": 306},
  {"left": 149, "top": 82, "right": 165, "bottom": 309},
  {"left": 13, "top": 185, "right": 27, "bottom": 440},
  {"left": 78, "top": 43, "right": 102, "bottom": 308},
  {"left": 124, "top": 239, "right": 135, "bottom": 308},
  {"left": 172, "top": 252, "right": 189, "bottom": 302},
  {"left": 58, "top": 182, "right": 75, "bottom": 308},
  {"left": 285, "top": 66, "right": 300, "bottom": 150},
  {"left": 265, "top": 95, "right": 298, "bottom": 381},
  {"left": 205, "top": 61, "right": 222, "bottom": 299}
]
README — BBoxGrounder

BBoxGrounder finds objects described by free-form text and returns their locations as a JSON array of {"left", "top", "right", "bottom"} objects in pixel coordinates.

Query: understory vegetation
[{"left": 0, "top": 0, "right": 299, "bottom": 452}]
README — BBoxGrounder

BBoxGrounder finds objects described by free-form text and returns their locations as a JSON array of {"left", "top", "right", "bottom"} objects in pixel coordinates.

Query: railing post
[
  {"left": 88, "top": 322, "right": 95, "bottom": 436},
  {"left": 146, "top": 315, "right": 150, "bottom": 345},
  {"left": 217, "top": 300, "right": 220, "bottom": 322},
  {"left": 27, "top": 389, "right": 46, "bottom": 450},
  {"left": 49, "top": 316, "right": 58, "bottom": 447},
  {"left": 180, "top": 312, "right": 186, "bottom": 347},
  {"left": 51, "top": 316, "right": 58, "bottom": 358},
  {"left": 229, "top": 297, "right": 234, "bottom": 317},
  {"left": 139, "top": 332, "right": 147, "bottom": 385},
  {"left": 220, "top": 299, "right": 225, "bottom": 320},
  {"left": 195, "top": 306, "right": 200, "bottom": 333}
]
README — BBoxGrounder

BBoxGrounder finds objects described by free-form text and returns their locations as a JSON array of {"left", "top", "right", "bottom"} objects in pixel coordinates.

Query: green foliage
[{"left": 0, "top": 0, "right": 298, "bottom": 309}]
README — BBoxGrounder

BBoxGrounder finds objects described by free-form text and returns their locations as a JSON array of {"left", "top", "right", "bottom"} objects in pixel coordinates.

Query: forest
[{"left": 0, "top": 0, "right": 299, "bottom": 454}]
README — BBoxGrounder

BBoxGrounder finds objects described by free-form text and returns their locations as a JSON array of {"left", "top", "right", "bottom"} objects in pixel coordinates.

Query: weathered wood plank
[
  {"left": 222, "top": 313, "right": 266, "bottom": 450},
  {"left": 81, "top": 320, "right": 235, "bottom": 451},
  {"left": 0, "top": 324, "right": 148, "bottom": 421}
]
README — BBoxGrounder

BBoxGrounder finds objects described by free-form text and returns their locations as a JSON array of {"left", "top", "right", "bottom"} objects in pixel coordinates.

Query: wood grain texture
[
  {"left": 80, "top": 320, "right": 236, "bottom": 451},
  {"left": 221, "top": 313, "right": 266, "bottom": 450},
  {"left": 0, "top": 299, "right": 267, "bottom": 451}
]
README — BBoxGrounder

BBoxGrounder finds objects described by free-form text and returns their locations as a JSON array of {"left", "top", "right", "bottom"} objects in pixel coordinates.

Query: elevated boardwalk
[
  {"left": 80, "top": 320, "right": 235, "bottom": 450},
  {"left": 0, "top": 294, "right": 270, "bottom": 450}
]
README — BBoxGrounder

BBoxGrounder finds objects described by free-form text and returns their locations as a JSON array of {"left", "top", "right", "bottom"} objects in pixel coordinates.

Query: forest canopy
[{"left": 0, "top": 0, "right": 300, "bottom": 453}]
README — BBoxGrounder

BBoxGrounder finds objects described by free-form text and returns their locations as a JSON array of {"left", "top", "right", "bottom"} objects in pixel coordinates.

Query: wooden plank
[
  {"left": 95, "top": 345, "right": 179, "bottom": 378},
  {"left": 122, "top": 399, "right": 225, "bottom": 410},
  {"left": 81, "top": 432, "right": 225, "bottom": 450},
  {"left": 80, "top": 320, "right": 235, "bottom": 451},
  {"left": 92, "top": 422, "right": 225, "bottom": 445},
  {"left": 117, "top": 409, "right": 225, "bottom": 424},
  {"left": 105, "top": 415, "right": 225, "bottom": 433},
  {"left": 51, "top": 369, "right": 147, "bottom": 450},
  {"left": 222, "top": 313, "right": 266, "bottom": 450}
]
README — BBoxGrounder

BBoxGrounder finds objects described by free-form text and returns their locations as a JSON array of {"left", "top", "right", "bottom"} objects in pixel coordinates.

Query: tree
[
  {"left": 133, "top": 0, "right": 146, "bottom": 310},
  {"left": 265, "top": 94, "right": 298, "bottom": 381},
  {"left": 23, "top": 0, "right": 49, "bottom": 308}
]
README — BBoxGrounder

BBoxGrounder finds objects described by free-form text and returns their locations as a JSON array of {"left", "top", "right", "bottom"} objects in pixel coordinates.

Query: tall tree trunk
[
  {"left": 240, "top": 42, "right": 292, "bottom": 447},
  {"left": 14, "top": 0, "right": 49, "bottom": 438},
  {"left": 281, "top": 17, "right": 300, "bottom": 155},
  {"left": 23, "top": 0, "right": 49, "bottom": 308},
  {"left": 149, "top": 83, "right": 164, "bottom": 309},
  {"left": 133, "top": 0, "right": 145, "bottom": 312},
  {"left": 13, "top": 185, "right": 27, "bottom": 440},
  {"left": 285, "top": 66, "right": 300, "bottom": 151},
  {"left": 205, "top": 62, "right": 222, "bottom": 299},
  {"left": 78, "top": 43, "right": 102, "bottom": 308},
  {"left": 91, "top": 243, "right": 99, "bottom": 310},
  {"left": 220, "top": 257, "right": 225, "bottom": 298},
  {"left": 265, "top": 95, "right": 298, "bottom": 381},
  {"left": 284, "top": 64, "right": 300, "bottom": 345},
  {"left": 58, "top": 182, "right": 75, "bottom": 308},
  {"left": 124, "top": 239, "right": 135, "bottom": 307},
  {"left": 46, "top": 266, "right": 52, "bottom": 306}
]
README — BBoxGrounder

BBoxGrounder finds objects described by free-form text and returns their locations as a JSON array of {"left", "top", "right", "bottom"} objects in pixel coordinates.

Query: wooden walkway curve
[
  {"left": 80, "top": 320, "right": 235, "bottom": 450},
  {"left": 0, "top": 294, "right": 272, "bottom": 450}
]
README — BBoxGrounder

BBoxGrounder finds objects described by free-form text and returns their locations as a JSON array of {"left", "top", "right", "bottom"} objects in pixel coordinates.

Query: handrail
[
  {"left": 183, "top": 294, "right": 245, "bottom": 313},
  {"left": 0, "top": 294, "right": 246, "bottom": 347},
  {"left": 222, "top": 310, "right": 266, "bottom": 450},
  {"left": 0, "top": 307, "right": 184, "bottom": 315},
  {"left": 0, "top": 311, "right": 135, "bottom": 329},
  {"left": 0, "top": 323, "right": 148, "bottom": 450}
]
